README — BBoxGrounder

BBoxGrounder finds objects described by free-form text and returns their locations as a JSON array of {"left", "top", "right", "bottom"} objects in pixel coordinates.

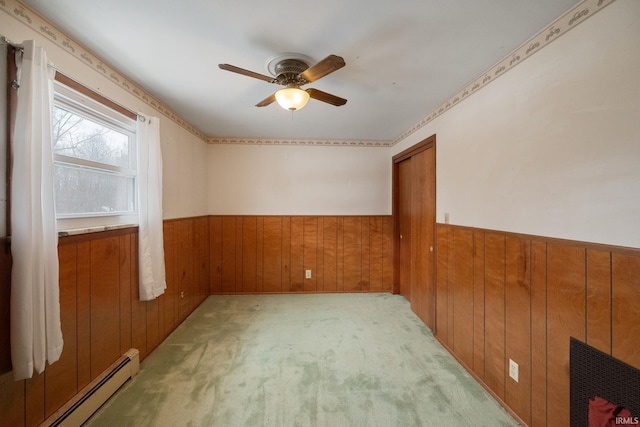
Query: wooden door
[
  {"left": 397, "top": 158, "right": 412, "bottom": 300},
  {"left": 410, "top": 147, "right": 436, "bottom": 330},
  {"left": 393, "top": 135, "right": 436, "bottom": 331}
]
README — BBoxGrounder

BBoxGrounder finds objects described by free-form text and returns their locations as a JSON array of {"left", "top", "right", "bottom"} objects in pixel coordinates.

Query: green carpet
[{"left": 86, "top": 293, "right": 519, "bottom": 426}]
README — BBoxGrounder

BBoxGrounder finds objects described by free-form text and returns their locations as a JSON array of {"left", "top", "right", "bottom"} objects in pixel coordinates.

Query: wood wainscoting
[
  {"left": 435, "top": 223, "right": 640, "bottom": 427},
  {"left": 209, "top": 216, "right": 393, "bottom": 294},
  {"left": 0, "top": 216, "right": 210, "bottom": 427}
]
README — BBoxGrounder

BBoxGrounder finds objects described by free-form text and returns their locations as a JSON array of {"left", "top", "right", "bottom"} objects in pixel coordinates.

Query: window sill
[{"left": 58, "top": 223, "right": 138, "bottom": 237}]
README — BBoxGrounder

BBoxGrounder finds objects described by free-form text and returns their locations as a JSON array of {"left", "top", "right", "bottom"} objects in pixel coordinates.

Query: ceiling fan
[{"left": 218, "top": 53, "right": 347, "bottom": 111}]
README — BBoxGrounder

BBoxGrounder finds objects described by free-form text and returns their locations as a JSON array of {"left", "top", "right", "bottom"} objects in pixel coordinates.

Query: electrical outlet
[
  {"left": 180, "top": 291, "right": 184, "bottom": 299},
  {"left": 305, "top": 270, "right": 312, "bottom": 279},
  {"left": 509, "top": 359, "right": 519, "bottom": 382}
]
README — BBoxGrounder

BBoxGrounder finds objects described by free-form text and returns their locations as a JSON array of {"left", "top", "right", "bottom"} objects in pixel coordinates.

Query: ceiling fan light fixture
[{"left": 275, "top": 87, "right": 310, "bottom": 111}]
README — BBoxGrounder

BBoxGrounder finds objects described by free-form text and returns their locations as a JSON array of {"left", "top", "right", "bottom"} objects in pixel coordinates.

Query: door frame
[{"left": 391, "top": 134, "right": 436, "bottom": 295}]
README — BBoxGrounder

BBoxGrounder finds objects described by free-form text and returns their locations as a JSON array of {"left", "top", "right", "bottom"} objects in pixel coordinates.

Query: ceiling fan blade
[
  {"left": 256, "top": 93, "right": 277, "bottom": 107},
  {"left": 299, "top": 55, "right": 345, "bottom": 83},
  {"left": 306, "top": 88, "right": 347, "bottom": 106},
  {"left": 219, "top": 64, "right": 275, "bottom": 83}
]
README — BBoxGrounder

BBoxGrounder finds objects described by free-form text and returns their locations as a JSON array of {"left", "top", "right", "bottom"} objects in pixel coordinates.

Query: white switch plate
[
  {"left": 509, "top": 359, "right": 519, "bottom": 382},
  {"left": 444, "top": 212, "right": 450, "bottom": 224},
  {"left": 305, "top": 270, "right": 312, "bottom": 279}
]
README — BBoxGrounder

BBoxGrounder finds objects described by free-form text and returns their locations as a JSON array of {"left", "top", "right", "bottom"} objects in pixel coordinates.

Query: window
[{"left": 53, "top": 82, "right": 137, "bottom": 230}]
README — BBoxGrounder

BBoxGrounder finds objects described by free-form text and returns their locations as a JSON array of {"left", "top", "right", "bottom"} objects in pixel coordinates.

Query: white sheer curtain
[
  {"left": 137, "top": 115, "right": 166, "bottom": 301},
  {"left": 10, "top": 40, "right": 63, "bottom": 381}
]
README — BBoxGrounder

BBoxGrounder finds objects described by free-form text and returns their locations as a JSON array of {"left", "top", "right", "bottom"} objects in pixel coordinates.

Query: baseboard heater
[{"left": 41, "top": 348, "right": 140, "bottom": 427}]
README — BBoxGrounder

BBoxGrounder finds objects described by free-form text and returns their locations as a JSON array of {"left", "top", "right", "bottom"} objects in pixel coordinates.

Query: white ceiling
[{"left": 22, "top": 0, "right": 580, "bottom": 143}]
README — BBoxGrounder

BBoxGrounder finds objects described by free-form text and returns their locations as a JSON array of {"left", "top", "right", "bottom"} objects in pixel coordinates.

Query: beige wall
[
  {"left": 208, "top": 144, "right": 391, "bottom": 215},
  {"left": 392, "top": 0, "right": 640, "bottom": 248}
]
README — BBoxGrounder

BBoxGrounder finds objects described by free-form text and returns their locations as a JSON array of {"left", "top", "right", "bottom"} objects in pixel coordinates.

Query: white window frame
[{"left": 52, "top": 82, "right": 138, "bottom": 231}]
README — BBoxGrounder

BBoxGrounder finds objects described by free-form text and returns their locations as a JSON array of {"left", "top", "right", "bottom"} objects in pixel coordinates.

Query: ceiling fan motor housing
[{"left": 274, "top": 59, "right": 310, "bottom": 85}]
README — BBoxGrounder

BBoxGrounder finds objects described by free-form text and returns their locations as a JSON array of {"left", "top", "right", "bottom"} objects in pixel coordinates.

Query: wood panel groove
[{"left": 472, "top": 230, "right": 485, "bottom": 379}]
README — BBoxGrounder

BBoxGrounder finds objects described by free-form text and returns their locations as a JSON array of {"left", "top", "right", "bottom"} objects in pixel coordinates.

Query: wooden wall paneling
[
  {"left": 157, "top": 294, "right": 167, "bottom": 346},
  {"left": 209, "top": 215, "right": 394, "bottom": 294},
  {"left": 303, "top": 217, "right": 318, "bottom": 292},
  {"left": 361, "top": 218, "right": 371, "bottom": 291},
  {"left": 472, "top": 230, "right": 485, "bottom": 378},
  {"left": 188, "top": 220, "right": 196, "bottom": 303},
  {"left": 370, "top": 217, "right": 384, "bottom": 292},
  {"left": 322, "top": 217, "right": 338, "bottom": 292},
  {"left": 256, "top": 217, "right": 264, "bottom": 292},
  {"left": 343, "top": 217, "right": 363, "bottom": 291},
  {"left": 484, "top": 232, "right": 506, "bottom": 400},
  {"left": 290, "top": 217, "right": 304, "bottom": 292},
  {"left": 397, "top": 158, "right": 412, "bottom": 299},
  {"left": 130, "top": 236, "right": 148, "bottom": 360},
  {"left": 504, "top": 236, "right": 531, "bottom": 425},
  {"left": 546, "top": 243, "right": 586, "bottom": 427},
  {"left": 209, "top": 216, "right": 223, "bottom": 294},
  {"left": 316, "top": 218, "right": 325, "bottom": 291},
  {"left": 45, "top": 243, "right": 79, "bottom": 417},
  {"left": 76, "top": 241, "right": 91, "bottom": 389},
  {"left": 201, "top": 216, "right": 211, "bottom": 302},
  {"left": 435, "top": 225, "right": 451, "bottom": 344},
  {"left": 177, "top": 219, "right": 194, "bottom": 318},
  {"left": 382, "top": 217, "right": 394, "bottom": 292},
  {"left": 263, "top": 217, "right": 283, "bottom": 292},
  {"left": 118, "top": 234, "right": 132, "bottom": 355},
  {"left": 0, "top": 372, "right": 24, "bottom": 427},
  {"left": 148, "top": 232, "right": 162, "bottom": 351},
  {"left": 25, "top": 372, "right": 45, "bottom": 427},
  {"left": 162, "top": 222, "right": 177, "bottom": 336},
  {"left": 586, "top": 249, "right": 611, "bottom": 354},
  {"left": 232, "top": 219, "right": 243, "bottom": 293},
  {"left": 612, "top": 252, "right": 640, "bottom": 369},
  {"left": 337, "top": 218, "right": 345, "bottom": 291},
  {"left": 452, "top": 228, "right": 474, "bottom": 368},
  {"left": 0, "top": 242, "right": 11, "bottom": 374},
  {"left": 530, "top": 240, "right": 547, "bottom": 427},
  {"left": 446, "top": 228, "right": 455, "bottom": 348},
  {"left": 189, "top": 219, "right": 198, "bottom": 304},
  {"left": 242, "top": 217, "right": 258, "bottom": 293},
  {"left": 146, "top": 297, "right": 160, "bottom": 354},
  {"left": 89, "top": 237, "right": 121, "bottom": 379},
  {"left": 281, "top": 217, "right": 291, "bottom": 292},
  {"left": 194, "top": 217, "right": 210, "bottom": 304},
  {"left": 221, "top": 217, "right": 237, "bottom": 293}
]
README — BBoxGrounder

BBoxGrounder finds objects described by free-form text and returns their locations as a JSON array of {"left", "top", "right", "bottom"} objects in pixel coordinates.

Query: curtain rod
[{"left": 1, "top": 35, "right": 145, "bottom": 122}]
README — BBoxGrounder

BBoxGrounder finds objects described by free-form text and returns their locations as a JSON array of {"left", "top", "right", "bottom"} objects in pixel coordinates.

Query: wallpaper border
[{"left": 206, "top": 137, "right": 391, "bottom": 147}]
